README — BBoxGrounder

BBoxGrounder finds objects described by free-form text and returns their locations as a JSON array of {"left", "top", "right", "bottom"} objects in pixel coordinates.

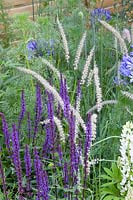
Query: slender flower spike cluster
[
  {"left": 12, "top": 124, "right": 23, "bottom": 200},
  {"left": 33, "top": 85, "right": 43, "bottom": 144},
  {"left": 119, "top": 121, "right": 133, "bottom": 196},
  {"left": 73, "top": 31, "right": 87, "bottom": 70},
  {"left": 81, "top": 46, "right": 95, "bottom": 85},
  {"left": 34, "top": 148, "right": 49, "bottom": 200},
  {"left": 84, "top": 113, "right": 92, "bottom": 181},
  {"left": 91, "top": 8, "right": 111, "bottom": 23},
  {"left": 93, "top": 61, "right": 102, "bottom": 112},
  {"left": 57, "top": 17, "right": 70, "bottom": 63},
  {"left": 24, "top": 145, "right": 32, "bottom": 196}
]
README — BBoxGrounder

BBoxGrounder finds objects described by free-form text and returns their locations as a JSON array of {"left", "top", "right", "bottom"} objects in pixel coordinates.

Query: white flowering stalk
[
  {"left": 16, "top": 67, "right": 86, "bottom": 133},
  {"left": 91, "top": 113, "right": 97, "bottom": 141},
  {"left": 57, "top": 17, "right": 70, "bottom": 63},
  {"left": 119, "top": 121, "right": 133, "bottom": 195},
  {"left": 99, "top": 20, "right": 128, "bottom": 55},
  {"left": 131, "top": 23, "right": 133, "bottom": 43},
  {"left": 125, "top": 187, "right": 133, "bottom": 200},
  {"left": 73, "top": 31, "right": 87, "bottom": 70},
  {"left": 93, "top": 61, "right": 102, "bottom": 112},
  {"left": 41, "top": 58, "right": 61, "bottom": 79},
  {"left": 40, "top": 116, "right": 65, "bottom": 143},
  {"left": 81, "top": 46, "right": 95, "bottom": 85},
  {"left": 121, "top": 91, "right": 133, "bottom": 100},
  {"left": 87, "top": 69, "right": 94, "bottom": 87},
  {"left": 87, "top": 100, "right": 118, "bottom": 114},
  {"left": 122, "top": 28, "right": 131, "bottom": 43}
]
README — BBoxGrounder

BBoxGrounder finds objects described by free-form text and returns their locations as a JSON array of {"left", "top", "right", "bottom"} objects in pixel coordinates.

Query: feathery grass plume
[
  {"left": 57, "top": 17, "right": 70, "bottom": 63},
  {"left": 119, "top": 121, "right": 133, "bottom": 195},
  {"left": 99, "top": 20, "right": 128, "bottom": 55},
  {"left": 87, "top": 69, "right": 94, "bottom": 86},
  {"left": 81, "top": 46, "right": 95, "bottom": 85},
  {"left": 16, "top": 67, "right": 86, "bottom": 133},
  {"left": 121, "top": 91, "right": 133, "bottom": 100},
  {"left": 41, "top": 58, "right": 61, "bottom": 79},
  {"left": 87, "top": 100, "right": 118, "bottom": 113},
  {"left": 93, "top": 60, "right": 102, "bottom": 112},
  {"left": 91, "top": 113, "right": 97, "bottom": 141},
  {"left": 73, "top": 31, "right": 87, "bottom": 70}
]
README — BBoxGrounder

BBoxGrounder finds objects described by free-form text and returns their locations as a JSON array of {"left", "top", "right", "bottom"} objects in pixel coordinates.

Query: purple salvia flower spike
[
  {"left": 27, "top": 112, "right": 31, "bottom": 142},
  {"left": 68, "top": 111, "right": 78, "bottom": 184},
  {"left": 0, "top": 148, "right": 8, "bottom": 200},
  {"left": 42, "top": 123, "right": 52, "bottom": 157},
  {"left": 63, "top": 78, "right": 70, "bottom": 119},
  {"left": 18, "top": 90, "right": 26, "bottom": 133},
  {"left": 34, "top": 148, "right": 49, "bottom": 200},
  {"left": 33, "top": 85, "right": 43, "bottom": 145},
  {"left": 63, "top": 162, "right": 69, "bottom": 198},
  {"left": 47, "top": 92, "right": 55, "bottom": 151},
  {"left": 24, "top": 145, "right": 32, "bottom": 197},
  {"left": 57, "top": 144, "right": 63, "bottom": 166},
  {"left": 0, "top": 113, "right": 11, "bottom": 153},
  {"left": 12, "top": 124, "right": 24, "bottom": 200}
]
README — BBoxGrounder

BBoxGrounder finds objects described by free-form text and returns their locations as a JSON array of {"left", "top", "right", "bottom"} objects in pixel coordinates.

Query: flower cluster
[
  {"left": 119, "top": 121, "right": 133, "bottom": 196},
  {"left": 119, "top": 53, "right": 133, "bottom": 83},
  {"left": 91, "top": 8, "right": 111, "bottom": 23},
  {"left": 27, "top": 39, "right": 55, "bottom": 59}
]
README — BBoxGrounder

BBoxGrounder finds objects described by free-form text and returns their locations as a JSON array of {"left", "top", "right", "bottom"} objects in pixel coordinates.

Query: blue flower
[
  {"left": 27, "top": 40, "right": 37, "bottom": 51},
  {"left": 26, "top": 39, "right": 55, "bottom": 59},
  {"left": 91, "top": 8, "right": 111, "bottom": 23},
  {"left": 119, "top": 55, "right": 133, "bottom": 83}
]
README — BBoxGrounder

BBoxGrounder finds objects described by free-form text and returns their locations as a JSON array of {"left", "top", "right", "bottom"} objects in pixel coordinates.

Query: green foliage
[{"left": 100, "top": 163, "right": 124, "bottom": 200}]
